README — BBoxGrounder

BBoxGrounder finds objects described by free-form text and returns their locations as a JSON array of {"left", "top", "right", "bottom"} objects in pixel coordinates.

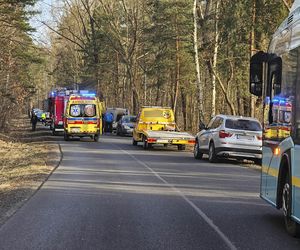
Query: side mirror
[
  {"left": 268, "top": 57, "right": 282, "bottom": 96},
  {"left": 250, "top": 51, "right": 267, "bottom": 97},
  {"left": 199, "top": 122, "right": 206, "bottom": 131}
]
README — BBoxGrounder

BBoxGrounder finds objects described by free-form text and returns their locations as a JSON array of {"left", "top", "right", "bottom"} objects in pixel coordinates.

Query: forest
[{"left": 0, "top": 0, "right": 294, "bottom": 132}]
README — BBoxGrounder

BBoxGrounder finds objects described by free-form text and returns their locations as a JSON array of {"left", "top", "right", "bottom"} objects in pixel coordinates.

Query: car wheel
[
  {"left": 143, "top": 136, "right": 152, "bottom": 149},
  {"left": 143, "top": 137, "right": 148, "bottom": 149},
  {"left": 132, "top": 138, "right": 138, "bottom": 146},
  {"left": 194, "top": 140, "right": 203, "bottom": 160},
  {"left": 178, "top": 145, "right": 186, "bottom": 151},
  {"left": 64, "top": 133, "right": 70, "bottom": 141},
  {"left": 208, "top": 142, "right": 217, "bottom": 163},
  {"left": 282, "top": 172, "right": 300, "bottom": 237},
  {"left": 52, "top": 129, "right": 57, "bottom": 136},
  {"left": 94, "top": 133, "right": 100, "bottom": 142},
  {"left": 254, "top": 158, "right": 262, "bottom": 165}
]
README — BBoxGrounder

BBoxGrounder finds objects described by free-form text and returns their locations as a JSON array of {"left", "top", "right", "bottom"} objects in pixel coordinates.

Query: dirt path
[{"left": 0, "top": 116, "right": 62, "bottom": 225}]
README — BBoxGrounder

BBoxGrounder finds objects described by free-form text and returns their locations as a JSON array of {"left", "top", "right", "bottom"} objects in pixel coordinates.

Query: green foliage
[{"left": 0, "top": 0, "right": 45, "bottom": 131}]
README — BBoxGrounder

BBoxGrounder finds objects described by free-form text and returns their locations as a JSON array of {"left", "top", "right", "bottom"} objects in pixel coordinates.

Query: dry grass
[{"left": 0, "top": 116, "right": 60, "bottom": 224}]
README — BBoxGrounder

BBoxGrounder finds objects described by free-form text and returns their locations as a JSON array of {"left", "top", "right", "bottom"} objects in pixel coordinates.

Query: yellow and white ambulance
[{"left": 64, "top": 93, "right": 103, "bottom": 141}]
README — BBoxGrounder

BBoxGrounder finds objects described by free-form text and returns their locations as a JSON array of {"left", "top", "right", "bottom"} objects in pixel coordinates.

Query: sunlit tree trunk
[
  {"left": 193, "top": 0, "right": 204, "bottom": 122},
  {"left": 211, "top": 0, "right": 220, "bottom": 116}
]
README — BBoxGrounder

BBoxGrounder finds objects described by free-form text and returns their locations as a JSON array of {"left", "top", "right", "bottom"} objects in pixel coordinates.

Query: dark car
[{"left": 116, "top": 115, "right": 136, "bottom": 136}]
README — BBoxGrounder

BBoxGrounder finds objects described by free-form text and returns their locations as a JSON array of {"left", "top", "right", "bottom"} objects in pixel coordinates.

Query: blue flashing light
[{"left": 81, "top": 93, "right": 96, "bottom": 97}]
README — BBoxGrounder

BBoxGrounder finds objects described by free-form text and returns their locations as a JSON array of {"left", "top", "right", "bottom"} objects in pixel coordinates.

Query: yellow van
[{"left": 64, "top": 94, "right": 103, "bottom": 141}]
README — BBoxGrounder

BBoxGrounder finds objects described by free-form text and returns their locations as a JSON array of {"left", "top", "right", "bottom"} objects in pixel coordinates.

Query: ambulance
[{"left": 64, "top": 93, "right": 103, "bottom": 141}]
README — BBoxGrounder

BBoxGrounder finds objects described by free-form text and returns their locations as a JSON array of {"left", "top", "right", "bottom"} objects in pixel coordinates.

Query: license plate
[
  {"left": 71, "top": 128, "right": 80, "bottom": 133},
  {"left": 157, "top": 139, "right": 169, "bottom": 144},
  {"left": 237, "top": 135, "right": 253, "bottom": 140}
]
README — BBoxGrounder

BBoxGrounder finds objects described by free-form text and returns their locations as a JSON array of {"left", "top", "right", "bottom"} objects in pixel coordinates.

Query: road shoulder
[{"left": 0, "top": 117, "right": 62, "bottom": 226}]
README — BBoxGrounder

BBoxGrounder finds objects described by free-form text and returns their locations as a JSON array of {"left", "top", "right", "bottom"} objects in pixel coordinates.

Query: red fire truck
[{"left": 47, "top": 88, "right": 78, "bottom": 135}]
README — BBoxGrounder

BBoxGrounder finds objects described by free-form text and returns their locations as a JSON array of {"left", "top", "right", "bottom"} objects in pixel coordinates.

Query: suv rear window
[
  {"left": 70, "top": 104, "right": 96, "bottom": 117},
  {"left": 225, "top": 119, "right": 261, "bottom": 131}
]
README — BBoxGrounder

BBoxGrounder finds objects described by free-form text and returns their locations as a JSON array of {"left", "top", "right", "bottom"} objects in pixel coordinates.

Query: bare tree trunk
[
  {"left": 193, "top": 0, "right": 204, "bottom": 122},
  {"left": 181, "top": 86, "right": 187, "bottom": 130},
  {"left": 282, "top": 0, "right": 291, "bottom": 10},
  {"left": 211, "top": 0, "right": 220, "bottom": 117},
  {"left": 250, "top": 0, "right": 256, "bottom": 117},
  {"left": 173, "top": 28, "right": 180, "bottom": 117},
  {"left": 209, "top": 60, "right": 236, "bottom": 115}
]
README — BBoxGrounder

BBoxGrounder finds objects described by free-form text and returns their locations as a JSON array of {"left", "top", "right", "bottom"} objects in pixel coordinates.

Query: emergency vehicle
[
  {"left": 132, "top": 106, "right": 195, "bottom": 150},
  {"left": 47, "top": 88, "right": 78, "bottom": 135},
  {"left": 64, "top": 93, "right": 103, "bottom": 141},
  {"left": 250, "top": 0, "right": 300, "bottom": 236}
]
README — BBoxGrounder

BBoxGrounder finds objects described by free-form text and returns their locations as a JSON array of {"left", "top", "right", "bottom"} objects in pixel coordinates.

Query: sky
[{"left": 30, "top": 0, "right": 55, "bottom": 46}]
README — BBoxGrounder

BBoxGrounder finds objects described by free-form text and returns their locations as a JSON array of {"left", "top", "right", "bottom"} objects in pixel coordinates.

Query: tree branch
[{"left": 282, "top": 0, "right": 291, "bottom": 11}]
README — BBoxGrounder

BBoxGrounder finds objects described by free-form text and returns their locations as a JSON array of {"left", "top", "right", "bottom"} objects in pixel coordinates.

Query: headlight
[{"left": 123, "top": 125, "right": 131, "bottom": 130}]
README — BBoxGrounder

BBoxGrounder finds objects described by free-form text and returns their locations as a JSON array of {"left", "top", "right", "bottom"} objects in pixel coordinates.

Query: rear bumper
[
  {"left": 54, "top": 125, "right": 64, "bottom": 132},
  {"left": 148, "top": 139, "right": 195, "bottom": 145},
  {"left": 215, "top": 147, "right": 262, "bottom": 159},
  {"left": 65, "top": 129, "right": 100, "bottom": 137},
  {"left": 54, "top": 128, "right": 64, "bottom": 132},
  {"left": 121, "top": 129, "right": 133, "bottom": 135}
]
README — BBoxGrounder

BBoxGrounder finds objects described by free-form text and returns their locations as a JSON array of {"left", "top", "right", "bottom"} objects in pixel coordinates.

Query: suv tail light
[
  {"left": 256, "top": 135, "right": 262, "bottom": 140},
  {"left": 219, "top": 130, "right": 232, "bottom": 138}
]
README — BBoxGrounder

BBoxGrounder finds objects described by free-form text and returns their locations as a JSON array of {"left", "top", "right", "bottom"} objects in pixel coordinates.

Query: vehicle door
[
  {"left": 206, "top": 117, "right": 223, "bottom": 148},
  {"left": 199, "top": 117, "right": 215, "bottom": 151}
]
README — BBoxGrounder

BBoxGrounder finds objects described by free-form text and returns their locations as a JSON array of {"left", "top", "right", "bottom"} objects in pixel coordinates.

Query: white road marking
[{"left": 118, "top": 146, "right": 237, "bottom": 250}]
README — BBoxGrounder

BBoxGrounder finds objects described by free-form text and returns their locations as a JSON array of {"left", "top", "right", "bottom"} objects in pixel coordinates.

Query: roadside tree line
[
  {"left": 7, "top": 0, "right": 292, "bottom": 133},
  {"left": 0, "top": 0, "right": 52, "bottom": 132}
]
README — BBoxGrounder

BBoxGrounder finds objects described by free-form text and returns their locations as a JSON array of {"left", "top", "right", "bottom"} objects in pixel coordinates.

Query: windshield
[
  {"left": 143, "top": 109, "right": 174, "bottom": 122},
  {"left": 123, "top": 116, "right": 136, "bottom": 123},
  {"left": 225, "top": 119, "right": 261, "bottom": 131},
  {"left": 70, "top": 104, "right": 96, "bottom": 117}
]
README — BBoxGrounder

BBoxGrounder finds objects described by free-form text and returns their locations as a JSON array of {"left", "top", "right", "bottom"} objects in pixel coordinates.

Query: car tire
[
  {"left": 52, "top": 129, "right": 57, "bottom": 136},
  {"left": 64, "top": 133, "right": 70, "bottom": 141},
  {"left": 282, "top": 171, "right": 300, "bottom": 237},
  {"left": 208, "top": 142, "right": 217, "bottom": 163},
  {"left": 194, "top": 140, "right": 203, "bottom": 160},
  {"left": 132, "top": 138, "right": 138, "bottom": 146},
  {"left": 94, "top": 133, "right": 100, "bottom": 142},
  {"left": 178, "top": 145, "right": 186, "bottom": 151},
  {"left": 143, "top": 137, "right": 148, "bottom": 149},
  {"left": 143, "top": 137, "right": 152, "bottom": 149},
  {"left": 254, "top": 158, "right": 262, "bottom": 165}
]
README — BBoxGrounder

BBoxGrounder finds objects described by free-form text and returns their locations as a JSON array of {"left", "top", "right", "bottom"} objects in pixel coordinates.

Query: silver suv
[{"left": 194, "top": 115, "right": 262, "bottom": 164}]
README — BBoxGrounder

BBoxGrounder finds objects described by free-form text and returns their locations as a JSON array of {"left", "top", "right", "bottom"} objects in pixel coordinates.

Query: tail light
[
  {"left": 97, "top": 118, "right": 100, "bottom": 127},
  {"left": 64, "top": 117, "right": 68, "bottom": 127},
  {"left": 147, "top": 138, "right": 157, "bottom": 143},
  {"left": 219, "top": 130, "right": 232, "bottom": 138},
  {"left": 256, "top": 136, "right": 262, "bottom": 140},
  {"left": 188, "top": 139, "right": 196, "bottom": 144}
]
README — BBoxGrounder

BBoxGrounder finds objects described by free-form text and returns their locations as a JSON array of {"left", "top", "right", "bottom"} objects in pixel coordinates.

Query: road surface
[{"left": 0, "top": 136, "right": 300, "bottom": 250}]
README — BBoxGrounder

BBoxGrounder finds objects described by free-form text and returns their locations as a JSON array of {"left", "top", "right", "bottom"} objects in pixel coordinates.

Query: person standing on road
[
  {"left": 41, "top": 112, "right": 46, "bottom": 124},
  {"left": 104, "top": 112, "right": 114, "bottom": 133},
  {"left": 31, "top": 113, "right": 38, "bottom": 131}
]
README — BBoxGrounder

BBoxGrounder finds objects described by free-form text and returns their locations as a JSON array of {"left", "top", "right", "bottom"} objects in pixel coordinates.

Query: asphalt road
[{"left": 0, "top": 135, "right": 300, "bottom": 250}]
